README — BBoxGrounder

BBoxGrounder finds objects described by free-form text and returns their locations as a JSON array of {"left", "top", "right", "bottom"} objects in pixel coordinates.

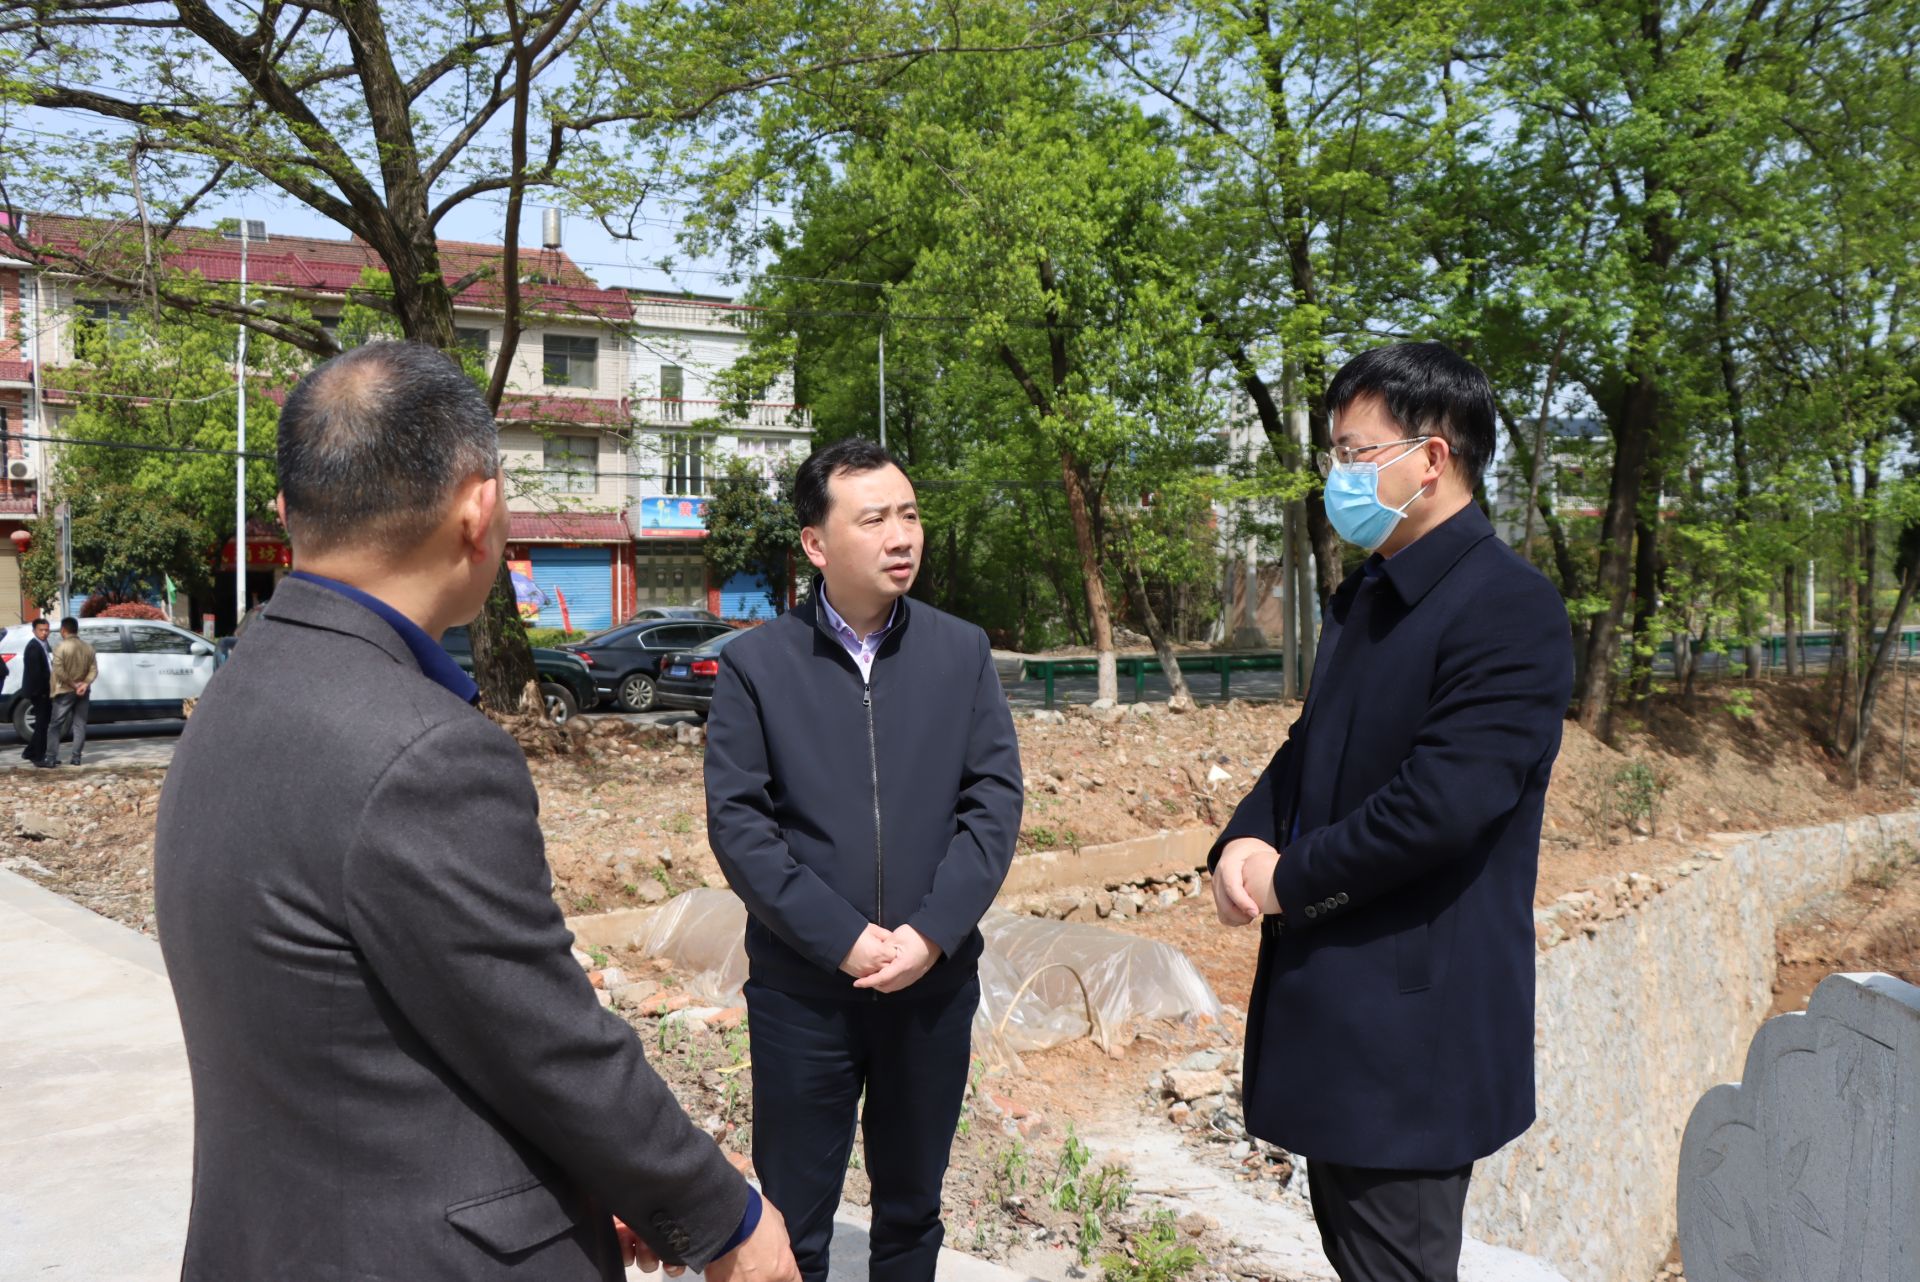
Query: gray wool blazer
[{"left": 155, "top": 576, "right": 746, "bottom": 1281}]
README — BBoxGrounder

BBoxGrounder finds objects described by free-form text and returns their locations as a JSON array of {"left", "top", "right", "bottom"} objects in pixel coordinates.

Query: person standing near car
[
  {"left": 48, "top": 618, "right": 98, "bottom": 767},
  {"left": 705, "top": 438, "right": 1024, "bottom": 1282},
  {"left": 18, "top": 617, "right": 53, "bottom": 767}
]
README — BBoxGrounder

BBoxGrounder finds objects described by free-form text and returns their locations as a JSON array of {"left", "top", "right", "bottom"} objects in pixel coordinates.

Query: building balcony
[{"left": 630, "top": 397, "right": 811, "bottom": 432}]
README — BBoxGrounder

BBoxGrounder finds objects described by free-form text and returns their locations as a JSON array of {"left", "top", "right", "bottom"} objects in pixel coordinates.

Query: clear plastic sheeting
[
  {"left": 974, "top": 908, "right": 1222, "bottom": 1064},
  {"left": 622, "top": 888, "right": 749, "bottom": 1005},
  {"left": 610, "top": 890, "right": 1223, "bottom": 1068}
]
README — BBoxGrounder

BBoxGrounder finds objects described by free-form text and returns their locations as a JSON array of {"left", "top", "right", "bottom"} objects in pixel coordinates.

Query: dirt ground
[{"left": 8, "top": 673, "right": 1920, "bottom": 952}]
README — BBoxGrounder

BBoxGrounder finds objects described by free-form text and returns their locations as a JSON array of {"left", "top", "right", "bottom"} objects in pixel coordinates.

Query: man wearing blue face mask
[{"left": 1206, "top": 342, "right": 1574, "bottom": 1282}]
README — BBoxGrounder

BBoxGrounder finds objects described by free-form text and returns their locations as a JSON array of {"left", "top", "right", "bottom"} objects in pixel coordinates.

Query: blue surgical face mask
[{"left": 1324, "top": 440, "right": 1431, "bottom": 551}]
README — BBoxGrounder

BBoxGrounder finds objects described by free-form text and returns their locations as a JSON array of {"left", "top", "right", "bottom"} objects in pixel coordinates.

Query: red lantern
[{"left": 7, "top": 529, "right": 28, "bottom": 553}]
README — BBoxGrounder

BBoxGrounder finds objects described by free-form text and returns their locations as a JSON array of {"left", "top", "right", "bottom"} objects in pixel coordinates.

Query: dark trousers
[
  {"left": 1307, "top": 1159, "right": 1474, "bottom": 1282},
  {"left": 50, "top": 693, "right": 89, "bottom": 763},
  {"left": 745, "top": 975, "right": 979, "bottom": 1282},
  {"left": 22, "top": 693, "right": 50, "bottom": 762}
]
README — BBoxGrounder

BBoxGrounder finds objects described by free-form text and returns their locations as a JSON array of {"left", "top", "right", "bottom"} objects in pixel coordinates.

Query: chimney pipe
[{"left": 542, "top": 209, "right": 562, "bottom": 251}]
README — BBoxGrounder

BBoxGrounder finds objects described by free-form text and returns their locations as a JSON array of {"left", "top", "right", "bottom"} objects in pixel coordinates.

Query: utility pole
[
  {"left": 877, "top": 321, "right": 887, "bottom": 449},
  {"left": 234, "top": 219, "right": 249, "bottom": 631}
]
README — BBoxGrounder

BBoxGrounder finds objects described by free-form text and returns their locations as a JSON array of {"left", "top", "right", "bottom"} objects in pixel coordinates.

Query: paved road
[{"left": 0, "top": 707, "right": 702, "bottom": 774}]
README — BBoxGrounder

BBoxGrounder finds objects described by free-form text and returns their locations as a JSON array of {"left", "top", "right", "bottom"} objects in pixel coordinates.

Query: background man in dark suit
[
  {"left": 19, "top": 616, "right": 52, "bottom": 767},
  {"left": 706, "top": 439, "right": 1023, "bottom": 1282},
  {"left": 155, "top": 341, "right": 796, "bottom": 1282},
  {"left": 1210, "top": 342, "right": 1574, "bottom": 1282}
]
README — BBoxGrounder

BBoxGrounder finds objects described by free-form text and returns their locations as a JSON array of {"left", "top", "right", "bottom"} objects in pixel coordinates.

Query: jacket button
[
  {"left": 1304, "top": 905, "right": 1317, "bottom": 919},
  {"left": 672, "top": 1231, "right": 692, "bottom": 1253},
  {"left": 1336, "top": 892, "right": 1350, "bottom": 905}
]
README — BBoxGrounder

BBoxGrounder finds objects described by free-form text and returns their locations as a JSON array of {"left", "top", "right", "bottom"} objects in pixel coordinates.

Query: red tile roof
[
  {"left": 509, "top": 511, "right": 630, "bottom": 543},
  {"left": 0, "top": 359, "right": 29, "bottom": 383},
  {"left": 12, "top": 215, "right": 633, "bottom": 320}
]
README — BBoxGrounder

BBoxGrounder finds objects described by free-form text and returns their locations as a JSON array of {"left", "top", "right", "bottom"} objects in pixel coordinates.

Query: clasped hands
[
  {"left": 1212, "top": 837, "right": 1283, "bottom": 926},
  {"left": 838, "top": 921, "right": 941, "bottom": 992}
]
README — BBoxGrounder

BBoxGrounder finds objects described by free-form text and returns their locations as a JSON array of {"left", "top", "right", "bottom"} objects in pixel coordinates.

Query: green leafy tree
[
  {"left": 22, "top": 475, "right": 209, "bottom": 611},
  {"left": 703, "top": 457, "right": 800, "bottom": 615}
]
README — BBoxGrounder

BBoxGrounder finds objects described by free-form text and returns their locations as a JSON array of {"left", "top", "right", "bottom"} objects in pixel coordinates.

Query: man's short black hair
[
  {"left": 792, "top": 438, "right": 910, "bottom": 530},
  {"left": 1325, "top": 341, "right": 1497, "bottom": 485},
  {"left": 31, "top": 617, "right": 48, "bottom": 631},
  {"left": 60, "top": 617, "right": 78, "bottom": 633},
  {"left": 278, "top": 341, "right": 499, "bottom": 555}
]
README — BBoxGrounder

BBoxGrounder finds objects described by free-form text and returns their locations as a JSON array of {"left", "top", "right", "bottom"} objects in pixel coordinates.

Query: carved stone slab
[{"left": 1678, "top": 972, "right": 1920, "bottom": 1282}]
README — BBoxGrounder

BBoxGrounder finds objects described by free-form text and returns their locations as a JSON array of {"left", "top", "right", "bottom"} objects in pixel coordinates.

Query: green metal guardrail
[
  {"left": 1652, "top": 629, "right": 1920, "bottom": 666},
  {"left": 1021, "top": 651, "right": 1287, "bottom": 709}
]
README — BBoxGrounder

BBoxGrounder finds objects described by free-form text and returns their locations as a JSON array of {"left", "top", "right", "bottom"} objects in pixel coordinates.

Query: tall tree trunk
[
  {"left": 1060, "top": 450, "right": 1117, "bottom": 702},
  {"left": 1783, "top": 564, "right": 1801, "bottom": 676},
  {"left": 1114, "top": 506, "right": 1195, "bottom": 711},
  {"left": 1850, "top": 549, "right": 1920, "bottom": 782},
  {"left": 1712, "top": 254, "right": 1764, "bottom": 677},
  {"left": 1630, "top": 453, "right": 1665, "bottom": 708},
  {"left": 1578, "top": 367, "right": 1656, "bottom": 738},
  {"left": 1830, "top": 456, "right": 1859, "bottom": 750}
]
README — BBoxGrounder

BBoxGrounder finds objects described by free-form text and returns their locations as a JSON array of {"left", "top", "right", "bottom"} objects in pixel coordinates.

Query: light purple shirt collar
[{"left": 819, "top": 588, "right": 899, "bottom": 680}]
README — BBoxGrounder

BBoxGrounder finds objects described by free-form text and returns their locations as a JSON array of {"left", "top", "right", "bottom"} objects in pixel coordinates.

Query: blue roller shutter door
[
  {"left": 528, "top": 547, "right": 614, "bottom": 633},
  {"left": 719, "top": 572, "right": 775, "bottom": 622}
]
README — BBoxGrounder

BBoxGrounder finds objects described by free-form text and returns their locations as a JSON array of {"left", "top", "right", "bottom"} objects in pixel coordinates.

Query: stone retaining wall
[{"left": 1466, "top": 811, "right": 1920, "bottom": 1282}]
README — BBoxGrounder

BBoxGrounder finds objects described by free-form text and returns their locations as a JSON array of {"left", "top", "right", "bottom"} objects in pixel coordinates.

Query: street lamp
[{"left": 234, "top": 219, "right": 249, "bottom": 631}]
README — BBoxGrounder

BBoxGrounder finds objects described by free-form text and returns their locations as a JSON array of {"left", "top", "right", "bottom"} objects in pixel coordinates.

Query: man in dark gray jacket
[
  {"left": 155, "top": 342, "right": 796, "bottom": 1282},
  {"left": 705, "top": 438, "right": 1023, "bottom": 1282}
]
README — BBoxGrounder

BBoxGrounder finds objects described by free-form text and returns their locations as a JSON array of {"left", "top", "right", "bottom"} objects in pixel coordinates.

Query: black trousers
[
  {"left": 745, "top": 975, "right": 978, "bottom": 1282},
  {"left": 1307, "top": 1159, "right": 1474, "bottom": 1282},
  {"left": 22, "top": 693, "right": 50, "bottom": 762}
]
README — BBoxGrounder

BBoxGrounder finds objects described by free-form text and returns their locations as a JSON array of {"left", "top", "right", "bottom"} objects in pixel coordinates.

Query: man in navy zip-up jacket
[{"left": 705, "top": 438, "right": 1023, "bottom": 1282}]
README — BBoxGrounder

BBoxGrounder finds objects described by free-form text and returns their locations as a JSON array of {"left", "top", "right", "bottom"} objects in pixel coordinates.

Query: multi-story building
[
  {"left": 1488, "top": 415, "right": 1608, "bottom": 548},
  {"left": 3, "top": 214, "right": 810, "bottom": 632},
  {"left": 0, "top": 222, "right": 43, "bottom": 625}
]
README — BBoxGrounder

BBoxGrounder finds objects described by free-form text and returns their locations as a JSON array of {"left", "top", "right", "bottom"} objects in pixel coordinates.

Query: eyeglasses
[{"left": 1314, "top": 435, "right": 1434, "bottom": 477}]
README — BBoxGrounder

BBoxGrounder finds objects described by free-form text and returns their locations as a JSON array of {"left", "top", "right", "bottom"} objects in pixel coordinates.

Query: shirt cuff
[{"left": 714, "top": 1184, "right": 762, "bottom": 1258}]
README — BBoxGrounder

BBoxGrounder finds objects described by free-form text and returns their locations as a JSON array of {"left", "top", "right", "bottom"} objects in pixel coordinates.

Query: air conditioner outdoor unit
[{"left": 7, "top": 457, "right": 35, "bottom": 482}]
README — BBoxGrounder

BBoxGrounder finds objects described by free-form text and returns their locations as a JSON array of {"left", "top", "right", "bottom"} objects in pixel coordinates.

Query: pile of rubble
[
  {"left": 1147, "top": 1048, "right": 1296, "bottom": 1192},
  {"left": 1008, "top": 868, "right": 1209, "bottom": 923}
]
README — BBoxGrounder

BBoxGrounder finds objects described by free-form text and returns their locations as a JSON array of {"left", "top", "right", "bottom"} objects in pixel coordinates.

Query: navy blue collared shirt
[{"left": 288, "top": 573, "right": 480, "bottom": 705}]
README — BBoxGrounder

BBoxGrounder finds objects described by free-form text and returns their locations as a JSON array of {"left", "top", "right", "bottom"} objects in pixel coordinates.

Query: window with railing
[
  {"left": 543, "top": 334, "right": 598, "bottom": 388},
  {"left": 544, "top": 435, "right": 599, "bottom": 494}
]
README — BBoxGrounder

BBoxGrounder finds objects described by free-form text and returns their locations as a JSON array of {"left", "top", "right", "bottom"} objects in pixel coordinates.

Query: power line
[{"left": 12, "top": 430, "right": 267, "bottom": 460}]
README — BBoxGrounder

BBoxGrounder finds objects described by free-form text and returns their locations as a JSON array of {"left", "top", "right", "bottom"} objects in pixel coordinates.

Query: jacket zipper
[{"left": 864, "top": 675, "right": 884, "bottom": 930}]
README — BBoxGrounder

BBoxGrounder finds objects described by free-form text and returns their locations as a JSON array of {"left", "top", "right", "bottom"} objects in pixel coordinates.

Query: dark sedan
[
  {"left": 441, "top": 625, "right": 596, "bottom": 724},
  {"left": 558, "top": 619, "right": 736, "bottom": 711},
  {"left": 652, "top": 629, "right": 750, "bottom": 717},
  {"left": 627, "top": 606, "right": 722, "bottom": 623}
]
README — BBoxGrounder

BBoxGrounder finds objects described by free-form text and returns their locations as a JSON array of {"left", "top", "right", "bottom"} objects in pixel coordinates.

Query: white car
[{"left": 2, "top": 618, "right": 218, "bottom": 739}]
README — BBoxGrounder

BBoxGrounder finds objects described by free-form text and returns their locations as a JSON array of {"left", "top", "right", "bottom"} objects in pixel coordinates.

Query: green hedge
[{"left": 526, "top": 627, "right": 590, "bottom": 647}]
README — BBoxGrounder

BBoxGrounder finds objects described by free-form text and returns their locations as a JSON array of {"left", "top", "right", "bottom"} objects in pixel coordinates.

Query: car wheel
[
  {"left": 11, "top": 699, "right": 32, "bottom": 739},
  {"left": 616, "top": 672, "right": 656, "bottom": 712},
  {"left": 541, "top": 681, "right": 579, "bottom": 725}
]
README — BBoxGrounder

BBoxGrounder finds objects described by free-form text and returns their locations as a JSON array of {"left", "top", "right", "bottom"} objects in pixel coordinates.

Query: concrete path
[
  {"left": 0, "top": 868, "right": 193, "bottom": 1281},
  {"left": 0, "top": 722, "right": 186, "bottom": 771},
  {"left": 0, "top": 869, "right": 1048, "bottom": 1282},
  {"left": 1081, "top": 1122, "right": 1570, "bottom": 1282}
]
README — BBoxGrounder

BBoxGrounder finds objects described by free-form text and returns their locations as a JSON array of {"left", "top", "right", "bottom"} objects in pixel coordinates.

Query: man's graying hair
[{"left": 278, "top": 342, "right": 499, "bottom": 554}]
